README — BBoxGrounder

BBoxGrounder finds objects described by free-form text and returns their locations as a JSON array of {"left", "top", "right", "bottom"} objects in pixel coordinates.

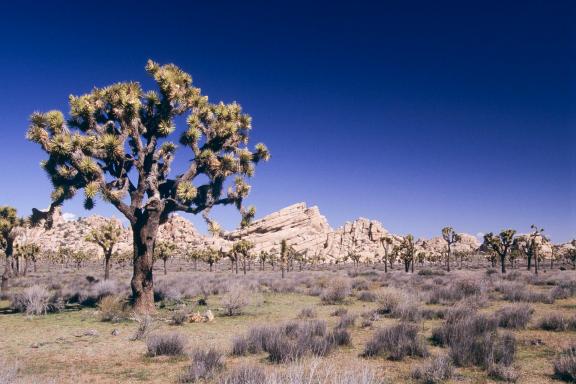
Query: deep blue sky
[{"left": 0, "top": 1, "right": 574, "bottom": 242}]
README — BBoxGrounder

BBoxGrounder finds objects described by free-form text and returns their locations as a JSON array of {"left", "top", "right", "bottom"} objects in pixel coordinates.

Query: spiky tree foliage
[
  {"left": 154, "top": 241, "right": 176, "bottom": 275},
  {"left": 564, "top": 240, "right": 576, "bottom": 270},
  {"left": 268, "top": 247, "right": 278, "bottom": 270},
  {"left": 0, "top": 206, "right": 24, "bottom": 291},
  {"left": 379, "top": 235, "right": 394, "bottom": 272},
  {"left": 201, "top": 247, "right": 221, "bottom": 272},
  {"left": 348, "top": 251, "right": 361, "bottom": 269},
  {"left": 258, "top": 250, "right": 269, "bottom": 271},
  {"left": 441, "top": 227, "right": 460, "bottom": 272},
  {"left": 483, "top": 229, "right": 516, "bottom": 273},
  {"left": 232, "top": 239, "right": 254, "bottom": 275},
  {"left": 69, "top": 249, "right": 89, "bottom": 269},
  {"left": 184, "top": 245, "right": 202, "bottom": 271},
  {"left": 86, "top": 220, "right": 123, "bottom": 280},
  {"left": 16, "top": 242, "right": 40, "bottom": 275},
  {"left": 27, "top": 60, "right": 269, "bottom": 312},
  {"left": 398, "top": 234, "right": 416, "bottom": 273}
]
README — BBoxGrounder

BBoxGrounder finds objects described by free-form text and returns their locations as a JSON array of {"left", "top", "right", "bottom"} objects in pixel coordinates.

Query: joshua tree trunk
[
  {"left": 1, "top": 239, "right": 15, "bottom": 291},
  {"left": 194, "top": 259, "right": 198, "bottom": 271},
  {"left": 500, "top": 253, "right": 506, "bottom": 274},
  {"left": 209, "top": 262, "right": 213, "bottom": 272},
  {"left": 131, "top": 210, "right": 161, "bottom": 314},
  {"left": 446, "top": 246, "right": 451, "bottom": 272},
  {"left": 527, "top": 254, "right": 532, "bottom": 270},
  {"left": 404, "top": 260, "right": 410, "bottom": 273},
  {"left": 242, "top": 258, "right": 247, "bottom": 275},
  {"left": 163, "top": 259, "right": 168, "bottom": 275},
  {"left": 411, "top": 259, "right": 414, "bottom": 273},
  {"left": 104, "top": 253, "right": 111, "bottom": 280}
]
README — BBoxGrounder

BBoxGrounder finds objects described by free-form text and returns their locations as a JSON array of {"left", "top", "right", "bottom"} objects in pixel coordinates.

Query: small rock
[
  {"left": 111, "top": 329, "right": 120, "bottom": 336},
  {"left": 30, "top": 343, "right": 39, "bottom": 348},
  {"left": 83, "top": 329, "right": 99, "bottom": 337},
  {"left": 204, "top": 310, "right": 214, "bottom": 322}
]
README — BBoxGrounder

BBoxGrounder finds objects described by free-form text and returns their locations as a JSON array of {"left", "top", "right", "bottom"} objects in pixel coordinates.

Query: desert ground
[{"left": 0, "top": 259, "right": 575, "bottom": 384}]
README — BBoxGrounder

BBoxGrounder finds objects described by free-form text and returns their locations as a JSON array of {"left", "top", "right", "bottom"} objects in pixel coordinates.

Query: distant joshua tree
[
  {"left": 441, "top": 227, "right": 460, "bottom": 272},
  {"left": 86, "top": 220, "right": 123, "bottom": 280},
  {"left": 27, "top": 60, "right": 269, "bottom": 312},
  {"left": 379, "top": 235, "right": 394, "bottom": 273},
  {"left": 232, "top": 239, "right": 254, "bottom": 275},
  {"left": 0, "top": 206, "right": 24, "bottom": 291},
  {"left": 565, "top": 240, "right": 576, "bottom": 270},
  {"left": 398, "top": 234, "right": 416, "bottom": 273},
  {"left": 483, "top": 229, "right": 516, "bottom": 273},
  {"left": 16, "top": 242, "right": 41, "bottom": 275},
  {"left": 154, "top": 241, "right": 176, "bottom": 275},
  {"left": 280, "top": 240, "right": 288, "bottom": 278}
]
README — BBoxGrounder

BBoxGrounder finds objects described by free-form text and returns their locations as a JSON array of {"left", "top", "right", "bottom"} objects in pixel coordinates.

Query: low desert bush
[
  {"left": 376, "top": 291, "right": 400, "bottom": 314},
  {"left": 498, "top": 283, "right": 553, "bottom": 304},
  {"left": 553, "top": 345, "right": 576, "bottom": 382},
  {"left": 330, "top": 307, "right": 348, "bottom": 317},
  {"left": 221, "top": 287, "right": 250, "bottom": 316},
  {"left": 352, "top": 278, "right": 370, "bottom": 290},
  {"left": 336, "top": 313, "right": 357, "bottom": 329},
  {"left": 172, "top": 310, "right": 189, "bottom": 325},
  {"left": 220, "top": 364, "right": 266, "bottom": 384},
  {"left": 411, "top": 354, "right": 453, "bottom": 384},
  {"left": 495, "top": 304, "right": 534, "bottom": 329},
  {"left": 418, "top": 268, "right": 445, "bottom": 277},
  {"left": 10, "top": 285, "right": 63, "bottom": 316},
  {"left": 488, "top": 364, "right": 520, "bottom": 382},
  {"left": 130, "top": 314, "right": 156, "bottom": 341},
  {"left": 147, "top": 332, "right": 187, "bottom": 357},
  {"left": 297, "top": 307, "right": 317, "bottom": 319},
  {"left": 363, "top": 323, "right": 428, "bottom": 360},
  {"left": 154, "top": 282, "right": 183, "bottom": 303},
  {"left": 357, "top": 291, "right": 378, "bottom": 302},
  {"left": 331, "top": 328, "right": 352, "bottom": 346},
  {"left": 391, "top": 302, "right": 422, "bottom": 322},
  {"left": 537, "top": 313, "right": 569, "bottom": 331},
  {"left": 431, "top": 306, "right": 515, "bottom": 368},
  {"left": 180, "top": 347, "right": 224, "bottom": 383},
  {"left": 320, "top": 279, "right": 351, "bottom": 304},
  {"left": 98, "top": 295, "right": 126, "bottom": 322}
]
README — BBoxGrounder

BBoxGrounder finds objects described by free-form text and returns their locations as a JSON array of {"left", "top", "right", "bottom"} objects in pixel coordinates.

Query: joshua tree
[
  {"left": 27, "top": 60, "right": 269, "bottom": 312},
  {"left": 441, "top": 227, "right": 460, "bottom": 272},
  {"left": 483, "top": 229, "right": 516, "bottom": 274},
  {"left": 348, "top": 251, "right": 361, "bottom": 269},
  {"left": 69, "top": 249, "right": 89, "bottom": 269},
  {"left": 86, "top": 220, "right": 123, "bottom": 280},
  {"left": 268, "top": 248, "right": 278, "bottom": 270},
  {"left": 258, "top": 250, "right": 269, "bottom": 271},
  {"left": 16, "top": 242, "right": 40, "bottom": 275},
  {"left": 564, "top": 240, "right": 576, "bottom": 269},
  {"left": 0, "top": 206, "right": 24, "bottom": 291},
  {"left": 201, "top": 247, "right": 221, "bottom": 272},
  {"left": 184, "top": 245, "right": 201, "bottom": 271},
  {"left": 528, "top": 225, "right": 545, "bottom": 275},
  {"left": 154, "top": 241, "right": 176, "bottom": 275},
  {"left": 280, "top": 239, "right": 288, "bottom": 278},
  {"left": 379, "top": 235, "right": 394, "bottom": 272},
  {"left": 398, "top": 234, "right": 416, "bottom": 273},
  {"left": 232, "top": 239, "right": 254, "bottom": 275}
]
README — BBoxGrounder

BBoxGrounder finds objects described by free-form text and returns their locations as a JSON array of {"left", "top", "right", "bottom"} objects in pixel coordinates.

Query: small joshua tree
[
  {"left": 0, "top": 206, "right": 24, "bottom": 291},
  {"left": 232, "top": 239, "right": 254, "bottom": 275},
  {"left": 398, "top": 234, "right": 416, "bottom": 273},
  {"left": 154, "top": 241, "right": 176, "bottom": 275},
  {"left": 27, "top": 60, "right": 269, "bottom": 312},
  {"left": 86, "top": 220, "right": 123, "bottom": 280},
  {"left": 258, "top": 250, "right": 269, "bottom": 271},
  {"left": 280, "top": 239, "right": 288, "bottom": 278},
  {"left": 201, "top": 247, "right": 221, "bottom": 272},
  {"left": 70, "top": 249, "right": 89, "bottom": 269},
  {"left": 528, "top": 225, "right": 545, "bottom": 275},
  {"left": 184, "top": 245, "right": 201, "bottom": 271},
  {"left": 483, "top": 229, "right": 516, "bottom": 274},
  {"left": 380, "top": 235, "right": 394, "bottom": 272},
  {"left": 564, "top": 240, "right": 576, "bottom": 270},
  {"left": 16, "top": 242, "right": 40, "bottom": 275},
  {"left": 441, "top": 227, "right": 460, "bottom": 272}
]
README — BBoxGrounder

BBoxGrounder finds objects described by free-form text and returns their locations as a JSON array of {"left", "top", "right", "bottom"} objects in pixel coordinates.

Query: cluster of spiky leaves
[
  {"left": 395, "top": 234, "right": 416, "bottom": 264},
  {"left": 186, "top": 245, "right": 221, "bottom": 265},
  {"left": 441, "top": 226, "right": 460, "bottom": 246},
  {"left": 0, "top": 206, "right": 21, "bottom": 250},
  {"left": 16, "top": 242, "right": 40, "bottom": 261},
  {"left": 483, "top": 229, "right": 516, "bottom": 256},
  {"left": 85, "top": 220, "right": 123, "bottom": 254},
  {"left": 27, "top": 60, "right": 269, "bottom": 227},
  {"left": 154, "top": 240, "right": 176, "bottom": 262},
  {"left": 231, "top": 239, "right": 254, "bottom": 259}
]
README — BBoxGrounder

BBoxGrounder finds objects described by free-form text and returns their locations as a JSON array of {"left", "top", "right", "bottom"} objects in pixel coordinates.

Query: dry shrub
[
  {"left": 297, "top": 307, "right": 317, "bottom": 319},
  {"left": 130, "top": 313, "right": 156, "bottom": 341},
  {"left": 10, "top": 285, "right": 63, "bottom": 316},
  {"left": 98, "top": 295, "right": 126, "bottom": 322},
  {"left": 538, "top": 313, "right": 569, "bottom": 331},
  {"left": 336, "top": 313, "right": 357, "bottom": 329},
  {"left": 357, "top": 291, "right": 378, "bottom": 302},
  {"left": 553, "top": 345, "right": 576, "bottom": 382},
  {"left": 220, "top": 363, "right": 266, "bottom": 384},
  {"left": 320, "top": 279, "right": 351, "bottom": 304},
  {"left": 495, "top": 304, "right": 534, "bottom": 329},
  {"left": 488, "top": 364, "right": 520, "bottom": 382},
  {"left": 363, "top": 323, "right": 428, "bottom": 360},
  {"left": 376, "top": 291, "right": 400, "bottom": 314},
  {"left": 498, "top": 282, "right": 554, "bottom": 304},
  {"left": 147, "top": 332, "right": 187, "bottom": 356},
  {"left": 330, "top": 307, "right": 348, "bottom": 317},
  {"left": 172, "top": 310, "right": 189, "bottom": 325},
  {"left": 221, "top": 286, "right": 250, "bottom": 316},
  {"left": 411, "top": 354, "right": 453, "bottom": 384},
  {"left": 180, "top": 347, "right": 224, "bottom": 383}
]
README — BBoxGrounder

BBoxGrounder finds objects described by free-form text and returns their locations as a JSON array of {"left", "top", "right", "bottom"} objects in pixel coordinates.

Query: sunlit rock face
[{"left": 22, "top": 202, "right": 486, "bottom": 263}]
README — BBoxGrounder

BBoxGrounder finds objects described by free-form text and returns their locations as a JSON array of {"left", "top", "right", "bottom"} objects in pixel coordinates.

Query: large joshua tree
[
  {"left": 441, "top": 227, "right": 460, "bottom": 272},
  {"left": 483, "top": 229, "right": 516, "bottom": 274},
  {"left": 86, "top": 220, "right": 123, "bottom": 280},
  {"left": 0, "top": 206, "right": 24, "bottom": 291},
  {"left": 27, "top": 60, "right": 270, "bottom": 312}
]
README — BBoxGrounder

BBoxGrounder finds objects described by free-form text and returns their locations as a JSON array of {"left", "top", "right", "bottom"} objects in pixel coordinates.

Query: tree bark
[
  {"left": 104, "top": 254, "right": 111, "bottom": 280},
  {"left": 1, "top": 239, "right": 15, "bottom": 291},
  {"left": 446, "top": 246, "right": 451, "bottom": 272},
  {"left": 131, "top": 208, "right": 161, "bottom": 314},
  {"left": 527, "top": 254, "right": 532, "bottom": 270},
  {"left": 163, "top": 259, "right": 167, "bottom": 275},
  {"left": 500, "top": 253, "right": 506, "bottom": 274}
]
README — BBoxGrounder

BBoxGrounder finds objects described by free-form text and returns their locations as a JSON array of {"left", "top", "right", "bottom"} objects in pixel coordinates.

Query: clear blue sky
[{"left": 0, "top": 1, "right": 574, "bottom": 242}]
